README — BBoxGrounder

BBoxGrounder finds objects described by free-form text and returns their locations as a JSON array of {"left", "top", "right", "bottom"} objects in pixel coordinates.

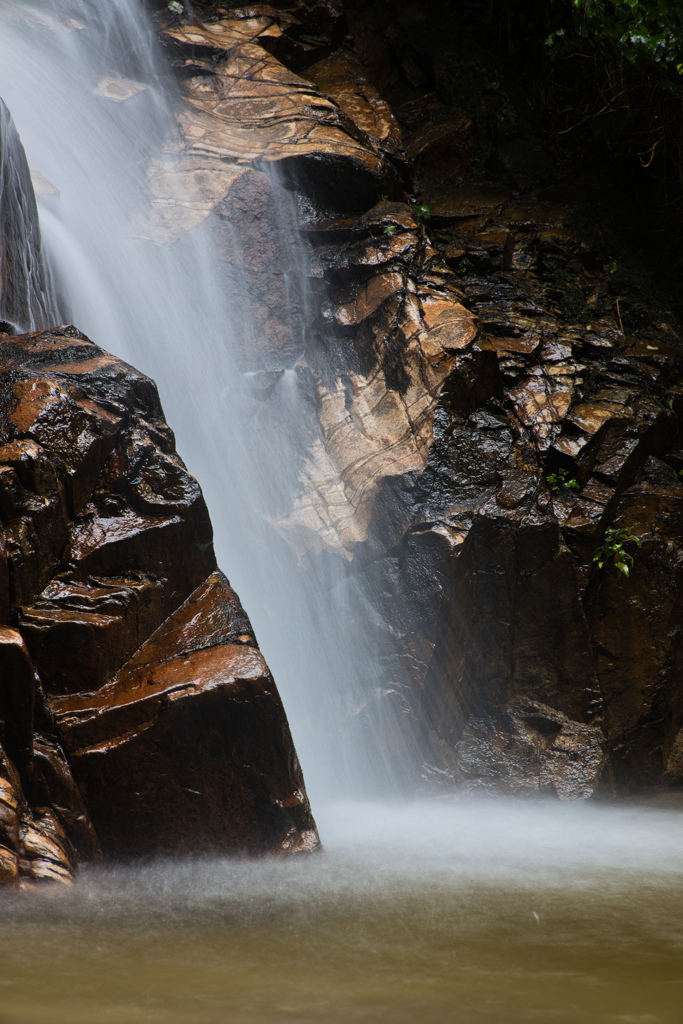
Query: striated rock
[
  {"left": 4, "top": 0, "right": 681, "bottom": 820},
  {"left": 305, "top": 50, "right": 405, "bottom": 164},
  {"left": 144, "top": 7, "right": 388, "bottom": 249},
  {"left": 0, "top": 759, "right": 21, "bottom": 885},
  {"left": 276, "top": 203, "right": 480, "bottom": 556},
  {"left": 0, "top": 743, "right": 77, "bottom": 887},
  {"left": 164, "top": 0, "right": 681, "bottom": 798},
  {"left": 132, "top": 0, "right": 683, "bottom": 800},
  {"left": 143, "top": 10, "right": 484, "bottom": 562}
]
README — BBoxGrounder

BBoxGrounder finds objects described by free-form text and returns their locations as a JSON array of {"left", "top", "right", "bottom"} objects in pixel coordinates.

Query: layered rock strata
[
  {"left": 0, "top": 325, "right": 319, "bottom": 884},
  {"left": 153, "top": 0, "right": 682, "bottom": 798}
]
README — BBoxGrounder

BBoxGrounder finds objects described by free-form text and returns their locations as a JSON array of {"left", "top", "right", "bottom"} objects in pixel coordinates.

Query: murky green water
[{"left": 1, "top": 801, "right": 682, "bottom": 1024}]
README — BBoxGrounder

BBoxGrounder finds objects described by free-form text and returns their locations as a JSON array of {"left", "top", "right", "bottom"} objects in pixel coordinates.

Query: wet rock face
[
  {"left": 446, "top": 700, "right": 610, "bottom": 801},
  {"left": 53, "top": 572, "right": 318, "bottom": 858},
  {"left": 367, "top": 184, "right": 683, "bottom": 796},
  {"left": 150, "top": 0, "right": 683, "bottom": 798},
  {"left": 0, "top": 628, "right": 90, "bottom": 887},
  {"left": 0, "top": 326, "right": 319, "bottom": 883},
  {"left": 0, "top": 100, "right": 60, "bottom": 333}
]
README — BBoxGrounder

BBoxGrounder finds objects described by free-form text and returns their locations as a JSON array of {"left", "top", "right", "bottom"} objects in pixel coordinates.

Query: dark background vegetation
[{"left": 423, "top": 0, "right": 683, "bottom": 315}]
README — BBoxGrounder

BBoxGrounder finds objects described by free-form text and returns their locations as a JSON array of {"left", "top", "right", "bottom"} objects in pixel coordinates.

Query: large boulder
[
  {"left": 52, "top": 571, "right": 318, "bottom": 858},
  {"left": 0, "top": 326, "right": 319, "bottom": 883}
]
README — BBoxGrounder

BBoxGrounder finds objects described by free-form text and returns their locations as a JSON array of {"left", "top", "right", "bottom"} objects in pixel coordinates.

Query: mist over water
[{"left": 1, "top": 801, "right": 683, "bottom": 1023}]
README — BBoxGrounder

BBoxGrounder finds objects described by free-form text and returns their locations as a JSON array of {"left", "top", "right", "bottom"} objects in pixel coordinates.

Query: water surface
[{"left": 2, "top": 800, "right": 682, "bottom": 1024}]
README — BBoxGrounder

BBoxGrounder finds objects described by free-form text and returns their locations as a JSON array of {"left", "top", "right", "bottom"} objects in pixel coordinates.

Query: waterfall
[{"left": 0, "top": 0, "right": 413, "bottom": 802}]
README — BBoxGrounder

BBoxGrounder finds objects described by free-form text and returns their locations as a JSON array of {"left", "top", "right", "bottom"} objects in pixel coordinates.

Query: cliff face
[{"left": 151, "top": 0, "right": 682, "bottom": 798}]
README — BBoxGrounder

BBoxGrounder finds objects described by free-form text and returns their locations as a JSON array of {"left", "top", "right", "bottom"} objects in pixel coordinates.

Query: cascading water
[
  {"left": 0, "top": 0, "right": 405, "bottom": 802},
  {"left": 2, "top": 6, "right": 683, "bottom": 1023}
]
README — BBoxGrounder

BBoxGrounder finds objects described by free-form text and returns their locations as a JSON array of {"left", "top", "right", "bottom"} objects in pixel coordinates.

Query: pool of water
[{"left": 1, "top": 800, "right": 682, "bottom": 1024}]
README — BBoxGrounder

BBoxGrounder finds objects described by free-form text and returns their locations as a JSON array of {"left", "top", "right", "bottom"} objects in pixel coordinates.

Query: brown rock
[
  {"left": 0, "top": 744, "right": 75, "bottom": 887},
  {"left": 28, "top": 734, "right": 101, "bottom": 862},
  {"left": 405, "top": 110, "right": 474, "bottom": 190},
  {"left": 149, "top": 0, "right": 683, "bottom": 802},
  {"left": 0, "top": 324, "right": 317, "bottom": 868},
  {"left": 449, "top": 700, "right": 609, "bottom": 800},
  {"left": 146, "top": 11, "right": 389, "bottom": 243},
  {"left": 20, "top": 574, "right": 167, "bottom": 695},
  {"left": 53, "top": 573, "right": 319, "bottom": 858},
  {"left": 272, "top": 206, "right": 480, "bottom": 557},
  {"left": 305, "top": 51, "right": 404, "bottom": 161}
]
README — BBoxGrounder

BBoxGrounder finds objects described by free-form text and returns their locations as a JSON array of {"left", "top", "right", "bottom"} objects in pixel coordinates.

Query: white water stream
[
  {"left": 0, "top": 0, "right": 391, "bottom": 801},
  {"left": 1, "top": 6, "right": 683, "bottom": 1022}
]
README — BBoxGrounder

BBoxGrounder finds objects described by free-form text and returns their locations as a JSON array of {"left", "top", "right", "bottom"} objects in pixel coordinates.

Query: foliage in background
[
  {"left": 537, "top": 0, "right": 683, "bottom": 233},
  {"left": 546, "top": 0, "right": 683, "bottom": 77}
]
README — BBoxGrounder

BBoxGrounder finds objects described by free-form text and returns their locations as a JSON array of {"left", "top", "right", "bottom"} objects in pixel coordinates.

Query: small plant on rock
[
  {"left": 384, "top": 224, "right": 397, "bottom": 236},
  {"left": 593, "top": 525, "right": 642, "bottom": 577},
  {"left": 546, "top": 468, "right": 581, "bottom": 493},
  {"left": 412, "top": 203, "right": 431, "bottom": 221}
]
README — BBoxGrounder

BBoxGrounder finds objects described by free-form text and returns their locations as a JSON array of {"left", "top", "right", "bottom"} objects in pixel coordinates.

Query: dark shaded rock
[
  {"left": 4, "top": 0, "right": 679, "bottom": 820},
  {"left": 447, "top": 699, "right": 610, "bottom": 800},
  {"left": 0, "top": 627, "right": 35, "bottom": 776},
  {"left": 211, "top": 167, "right": 307, "bottom": 370},
  {"left": 28, "top": 733, "right": 102, "bottom": 862},
  {"left": 20, "top": 574, "right": 168, "bottom": 696},
  {"left": 185, "top": 0, "right": 683, "bottom": 800},
  {"left": 305, "top": 50, "right": 405, "bottom": 164},
  {"left": 151, "top": 0, "right": 683, "bottom": 801},
  {"left": 0, "top": 100, "right": 60, "bottom": 333}
]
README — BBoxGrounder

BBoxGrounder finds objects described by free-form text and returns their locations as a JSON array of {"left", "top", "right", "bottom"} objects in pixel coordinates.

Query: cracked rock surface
[{"left": 161, "top": 0, "right": 682, "bottom": 798}]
